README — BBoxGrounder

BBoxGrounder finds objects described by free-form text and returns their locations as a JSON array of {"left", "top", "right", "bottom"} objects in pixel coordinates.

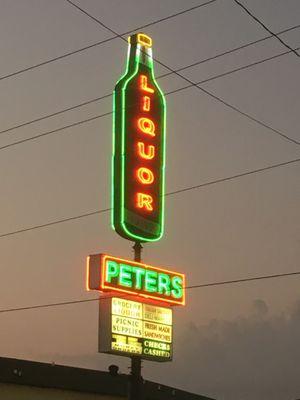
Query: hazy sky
[{"left": 0, "top": 1, "right": 299, "bottom": 399}]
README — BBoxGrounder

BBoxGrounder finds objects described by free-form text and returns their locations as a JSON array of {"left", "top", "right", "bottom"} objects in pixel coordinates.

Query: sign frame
[
  {"left": 87, "top": 254, "right": 186, "bottom": 306},
  {"left": 112, "top": 33, "right": 167, "bottom": 242}
]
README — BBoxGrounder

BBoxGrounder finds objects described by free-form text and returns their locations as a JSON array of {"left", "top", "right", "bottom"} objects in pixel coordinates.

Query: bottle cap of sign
[{"left": 128, "top": 33, "right": 152, "bottom": 48}]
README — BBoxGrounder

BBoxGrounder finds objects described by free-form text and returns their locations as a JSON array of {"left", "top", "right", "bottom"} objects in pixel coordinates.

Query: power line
[
  {"left": 165, "top": 57, "right": 300, "bottom": 146},
  {"left": 195, "top": 46, "right": 300, "bottom": 85},
  {"left": 0, "top": 4, "right": 298, "bottom": 316},
  {"left": 0, "top": 209, "right": 109, "bottom": 239},
  {"left": 165, "top": 158, "right": 300, "bottom": 197},
  {"left": 233, "top": 0, "right": 300, "bottom": 57},
  {"left": 64, "top": 0, "right": 300, "bottom": 146},
  {"left": 158, "top": 23, "right": 300, "bottom": 80},
  {"left": 0, "top": 298, "right": 97, "bottom": 314},
  {"left": 0, "top": 157, "right": 299, "bottom": 240},
  {"left": 66, "top": 0, "right": 217, "bottom": 31},
  {"left": 165, "top": 43, "right": 300, "bottom": 95},
  {"left": 0, "top": 112, "right": 111, "bottom": 151},
  {"left": 186, "top": 270, "right": 300, "bottom": 289},
  {"left": 2, "top": 11, "right": 297, "bottom": 151},
  {"left": 1, "top": 23, "right": 299, "bottom": 139},
  {"left": 0, "top": 0, "right": 217, "bottom": 83},
  {"left": 0, "top": 0, "right": 298, "bottom": 149},
  {"left": 0, "top": 94, "right": 112, "bottom": 137},
  {"left": 3, "top": 41, "right": 300, "bottom": 152},
  {"left": 0, "top": 270, "right": 299, "bottom": 314}
]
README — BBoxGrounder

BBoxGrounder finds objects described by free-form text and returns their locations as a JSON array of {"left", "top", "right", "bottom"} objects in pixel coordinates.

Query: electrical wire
[
  {"left": 164, "top": 158, "right": 300, "bottom": 197},
  {"left": 0, "top": 112, "right": 111, "bottom": 151},
  {"left": 195, "top": 46, "right": 300, "bottom": 85},
  {"left": 66, "top": 0, "right": 217, "bottom": 30},
  {"left": 0, "top": 209, "right": 109, "bottom": 239},
  {"left": 187, "top": 271, "right": 300, "bottom": 289},
  {"left": 0, "top": 0, "right": 217, "bottom": 83},
  {"left": 0, "top": 157, "right": 299, "bottom": 240},
  {"left": 0, "top": 94, "right": 112, "bottom": 137},
  {"left": 0, "top": 270, "right": 299, "bottom": 314},
  {"left": 165, "top": 57, "right": 300, "bottom": 146},
  {"left": 1, "top": 36, "right": 299, "bottom": 150},
  {"left": 1, "top": 22, "right": 299, "bottom": 139},
  {"left": 233, "top": 0, "right": 299, "bottom": 57},
  {"left": 64, "top": 0, "right": 300, "bottom": 146},
  {"left": 158, "top": 23, "right": 300, "bottom": 80},
  {"left": 3, "top": 39, "right": 300, "bottom": 152}
]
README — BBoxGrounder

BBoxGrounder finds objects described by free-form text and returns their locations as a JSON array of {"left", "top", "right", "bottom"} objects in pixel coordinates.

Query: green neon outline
[
  {"left": 111, "top": 89, "right": 116, "bottom": 230},
  {"left": 111, "top": 44, "right": 132, "bottom": 231},
  {"left": 112, "top": 42, "right": 166, "bottom": 242}
]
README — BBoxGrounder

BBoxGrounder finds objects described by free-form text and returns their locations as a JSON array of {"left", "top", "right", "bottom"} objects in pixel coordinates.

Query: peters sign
[{"left": 87, "top": 254, "right": 185, "bottom": 306}]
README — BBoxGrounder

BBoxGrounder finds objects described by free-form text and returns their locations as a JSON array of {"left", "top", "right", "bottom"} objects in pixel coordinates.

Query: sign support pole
[
  {"left": 133, "top": 241, "right": 142, "bottom": 263},
  {"left": 128, "top": 242, "right": 143, "bottom": 400}
]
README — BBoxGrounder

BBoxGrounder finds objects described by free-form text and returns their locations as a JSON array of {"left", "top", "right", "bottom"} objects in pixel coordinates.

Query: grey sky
[{"left": 0, "top": 1, "right": 299, "bottom": 399}]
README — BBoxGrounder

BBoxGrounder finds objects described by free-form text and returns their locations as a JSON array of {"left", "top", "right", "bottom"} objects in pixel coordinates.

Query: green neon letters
[
  {"left": 101, "top": 256, "right": 184, "bottom": 305},
  {"left": 106, "top": 261, "right": 118, "bottom": 282},
  {"left": 112, "top": 32, "right": 166, "bottom": 242}
]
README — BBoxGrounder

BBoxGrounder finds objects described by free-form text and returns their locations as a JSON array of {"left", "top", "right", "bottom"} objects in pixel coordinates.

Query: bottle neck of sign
[{"left": 128, "top": 43, "right": 153, "bottom": 73}]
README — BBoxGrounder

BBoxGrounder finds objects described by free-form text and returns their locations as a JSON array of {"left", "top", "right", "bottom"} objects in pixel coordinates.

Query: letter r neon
[{"left": 136, "top": 193, "right": 154, "bottom": 211}]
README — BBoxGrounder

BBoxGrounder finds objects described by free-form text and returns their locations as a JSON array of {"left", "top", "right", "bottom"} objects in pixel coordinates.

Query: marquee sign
[
  {"left": 87, "top": 254, "right": 185, "bottom": 306},
  {"left": 112, "top": 33, "right": 166, "bottom": 242},
  {"left": 99, "top": 297, "right": 173, "bottom": 361}
]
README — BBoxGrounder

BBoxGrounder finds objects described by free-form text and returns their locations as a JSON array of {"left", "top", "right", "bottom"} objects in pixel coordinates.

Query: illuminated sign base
[{"left": 99, "top": 297, "right": 173, "bottom": 362}]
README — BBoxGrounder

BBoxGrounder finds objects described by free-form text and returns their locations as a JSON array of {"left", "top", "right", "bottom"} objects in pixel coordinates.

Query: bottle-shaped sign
[{"left": 112, "top": 33, "right": 166, "bottom": 242}]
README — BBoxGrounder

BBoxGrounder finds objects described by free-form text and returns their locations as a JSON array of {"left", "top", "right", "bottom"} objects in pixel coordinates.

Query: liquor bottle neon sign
[{"left": 112, "top": 33, "right": 166, "bottom": 242}]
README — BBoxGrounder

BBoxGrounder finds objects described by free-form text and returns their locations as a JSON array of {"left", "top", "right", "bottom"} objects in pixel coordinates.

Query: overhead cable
[
  {"left": 0, "top": 270, "right": 299, "bottom": 314},
  {"left": 0, "top": 0, "right": 217, "bottom": 83},
  {"left": 0, "top": 157, "right": 299, "bottom": 240},
  {"left": 3, "top": 40, "right": 300, "bottom": 152},
  {"left": 65, "top": 0, "right": 300, "bottom": 146},
  {"left": 233, "top": 0, "right": 299, "bottom": 57},
  {"left": 1, "top": 23, "right": 300, "bottom": 140}
]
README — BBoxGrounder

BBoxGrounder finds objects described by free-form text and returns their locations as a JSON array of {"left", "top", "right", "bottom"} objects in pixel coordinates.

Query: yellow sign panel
[
  {"left": 112, "top": 334, "right": 142, "bottom": 355},
  {"left": 107, "top": 297, "right": 173, "bottom": 361},
  {"left": 112, "top": 315, "right": 142, "bottom": 337},
  {"left": 112, "top": 297, "right": 143, "bottom": 319},
  {"left": 143, "top": 304, "right": 172, "bottom": 325},
  {"left": 143, "top": 321, "right": 172, "bottom": 343}
]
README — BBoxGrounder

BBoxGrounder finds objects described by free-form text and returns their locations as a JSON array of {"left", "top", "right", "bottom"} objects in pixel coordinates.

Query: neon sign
[
  {"left": 99, "top": 297, "right": 173, "bottom": 361},
  {"left": 112, "top": 32, "right": 166, "bottom": 242},
  {"left": 87, "top": 254, "right": 185, "bottom": 306}
]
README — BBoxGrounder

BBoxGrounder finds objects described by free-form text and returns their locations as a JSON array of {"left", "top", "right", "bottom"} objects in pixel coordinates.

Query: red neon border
[{"left": 100, "top": 254, "right": 185, "bottom": 306}]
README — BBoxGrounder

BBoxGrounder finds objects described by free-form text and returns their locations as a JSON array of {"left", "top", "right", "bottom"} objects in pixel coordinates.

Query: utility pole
[{"left": 128, "top": 242, "right": 143, "bottom": 400}]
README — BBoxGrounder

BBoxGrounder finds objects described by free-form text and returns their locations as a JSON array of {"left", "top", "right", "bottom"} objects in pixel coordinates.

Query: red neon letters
[
  {"left": 140, "top": 74, "right": 154, "bottom": 93},
  {"left": 135, "top": 74, "right": 157, "bottom": 212},
  {"left": 137, "top": 142, "right": 155, "bottom": 160}
]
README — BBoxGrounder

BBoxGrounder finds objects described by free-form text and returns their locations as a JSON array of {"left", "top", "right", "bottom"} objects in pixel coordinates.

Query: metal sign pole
[{"left": 128, "top": 242, "right": 143, "bottom": 400}]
